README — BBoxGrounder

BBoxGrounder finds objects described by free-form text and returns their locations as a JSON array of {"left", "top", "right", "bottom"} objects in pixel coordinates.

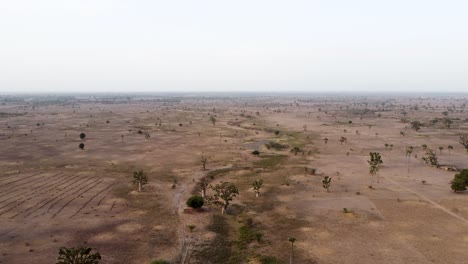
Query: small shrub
[
  {"left": 252, "top": 150, "right": 260, "bottom": 156},
  {"left": 79, "top": 143, "right": 85, "bottom": 150},
  {"left": 186, "top": 195, "right": 204, "bottom": 209},
  {"left": 150, "top": 260, "right": 170, "bottom": 264},
  {"left": 79, "top": 133, "right": 86, "bottom": 139}
]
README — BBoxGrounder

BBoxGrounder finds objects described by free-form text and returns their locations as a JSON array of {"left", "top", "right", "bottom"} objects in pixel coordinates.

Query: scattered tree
[
  {"left": 252, "top": 179, "right": 264, "bottom": 197},
  {"left": 79, "top": 143, "right": 85, "bottom": 150},
  {"left": 57, "top": 245, "right": 101, "bottom": 264},
  {"left": 368, "top": 152, "right": 383, "bottom": 186},
  {"left": 339, "top": 137, "right": 347, "bottom": 145},
  {"left": 288, "top": 237, "right": 296, "bottom": 264},
  {"left": 451, "top": 170, "right": 468, "bottom": 192},
  {"left": 459, "top": 135, "right": 468, "bottom": 153},
  {"left": 448, "top": 145, "right": 453, "bottom": 154},
  {"left": 201, "top": 155, "right": 208, "bottom": 170},
  {"left": 209, "top": 115, "right": 216, "bottom": 125},
  {"left": 208, "top": 181, "right": 239, "bottom": 214},
  {"left": 322, "top": 176, "right": 332, "bottom": 192},
  {"left": 422, "top": 149, "right": 439, "bottom": 167},
  {"left": 198, "top": 177, "right": 209, "bottom": 198},
  {"left": 132, "top": 170, "right": 148, "bottom": 192},
  {"left": 411, "top": 121, "right": 422, "bottom": 131}
]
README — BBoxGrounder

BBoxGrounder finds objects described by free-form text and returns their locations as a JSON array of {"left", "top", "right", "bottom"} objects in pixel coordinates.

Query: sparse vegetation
[
  {"left": 132, "top": 170, "right": 148, "bottom": 192},
  {"left": 57, "top": 245, "right": 101, "bottom": 264}
]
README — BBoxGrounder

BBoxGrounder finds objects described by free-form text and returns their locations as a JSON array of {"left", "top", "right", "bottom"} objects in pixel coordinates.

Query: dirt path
[
  {"left": 172, "top": 182, "right": 189, "bottom": 263},
  {"left": 383, "top": 175, "right": 468, "bottom": 224}
]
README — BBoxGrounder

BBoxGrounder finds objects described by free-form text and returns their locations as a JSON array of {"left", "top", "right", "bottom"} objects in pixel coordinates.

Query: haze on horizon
[{"left": 1, "top": 0, "right": 467, "bottom": 94}]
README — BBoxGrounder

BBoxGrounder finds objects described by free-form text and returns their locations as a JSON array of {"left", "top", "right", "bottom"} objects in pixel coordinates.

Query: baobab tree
[
  {"left": 252, "top": 179, "right": 263, "bottom": 197},
  {"left": 132, "top": 170, "right": 148, "bottom": 192},
  {"left": 198, "top": 177, "right": 209, "bottom": 198},
  {"left": 322, "top": 176, "right": 332, "bottom": 192},
  {"left": 368, "top": 152, "right": 383, "bottom": 186},
  {"left": 459, "top": 135, "right": 468, "bottom": 153},
  {"left": 208, "top": 181, "right": 239, "bottom": 214},
  {"left": 200, "top": 155, "right": 208, "bottom": 170}
]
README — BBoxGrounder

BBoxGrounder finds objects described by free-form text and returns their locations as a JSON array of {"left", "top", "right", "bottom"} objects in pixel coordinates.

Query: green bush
[
  {"left": 186, "top": 195, "right": 204, "bottom": 209},
  {"left": 252, "top": 150, "right": 260, "bottom": 156},
  {"left": 150, "top": 260, "right": 170, "bottom": 264},
  {"left": 264, "top": 141, "right": 288, "bottom": 150},
  {"left": 451, "top": 169, "right": 468, "bottom": 192},
  {"left": 260, "top": 255, "right": 282, "bottom": 264}
]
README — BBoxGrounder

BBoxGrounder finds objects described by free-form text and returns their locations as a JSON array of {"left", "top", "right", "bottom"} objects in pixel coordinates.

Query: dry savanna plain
[{"left": 1, "top": 94, "right": 468, "bottom": 264}]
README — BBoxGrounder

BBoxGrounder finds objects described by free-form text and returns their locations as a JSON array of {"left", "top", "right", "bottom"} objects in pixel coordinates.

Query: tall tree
[
  {"left": 209, "top": 115, "right": 216, "bottom": 125},
  {"left": 459, "top": 135, "right": 468, "bottom": 153},
  {"left": 368, "top": 152, "right": 383, "bottom": 186},
  {"left": 198, "top": 177, "right": 209, "bottom": 198},
  {"left": 288, "top": 237, "right": 296, "bottom": 264},
  {"left": 201, "top": 155, "right": 208, "bottom": 170},
  {"left": 208, "top": 182, "right": 239, "bottom": 214},
  {"left": 322, "top": 176, "right": 332, "bottom": 192},
  {"left": 252, "top": 179, "right": 264, "bottom": 197},
  {"left": 132, "top": 170, "right": 148, "bottom": 192}
]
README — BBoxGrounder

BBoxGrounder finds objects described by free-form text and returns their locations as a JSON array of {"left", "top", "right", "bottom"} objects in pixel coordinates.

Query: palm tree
[
  {"left": 252, "top": 179, "right": 264, "bottom": 197},
  {"left": 368, "top": 152, "right": 383, "bottom": 186},
  {"left": 322, "top": 176, "right": 332, "bottom": 192},
  {"left": 406, "top": 146, "right": 413, "bottom": 174},
  {"left": 288, "top": 237, "right": 296, "bottom": 264},
  {"left": 132, "top": 170, "right": 148, "bottom": 192}
]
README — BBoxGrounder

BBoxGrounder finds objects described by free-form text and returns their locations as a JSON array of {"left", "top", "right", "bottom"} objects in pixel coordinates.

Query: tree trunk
[
  {"left": 255, "top": 192, "right": 259, "bottom": 198},
  {"left": 221, "top": 204, "right": 227, "bottom": 215},
  {"left": 138, "top": 182, "right": 142, "bottom": 192},
  {"left": 201, "top": 189, "right": 206, "bottom": 198},
  {"left": 290, "top": 243, "right": 294, "bottom": 264}
]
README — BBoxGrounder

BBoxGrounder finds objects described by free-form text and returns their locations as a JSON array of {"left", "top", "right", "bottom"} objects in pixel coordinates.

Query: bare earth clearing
[{"left": 1, "top": 94, "right": 468, "bottom": 264}]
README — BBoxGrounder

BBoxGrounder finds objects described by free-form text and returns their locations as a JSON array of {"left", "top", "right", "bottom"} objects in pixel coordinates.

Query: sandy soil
[{"left": 1, "top": 94, "right": 467, "bottom": 263}]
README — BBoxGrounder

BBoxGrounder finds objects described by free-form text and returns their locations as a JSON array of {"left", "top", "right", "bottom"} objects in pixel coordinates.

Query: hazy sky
[{"left": 1, "top": 0, "right": 467, "bottom": 93}]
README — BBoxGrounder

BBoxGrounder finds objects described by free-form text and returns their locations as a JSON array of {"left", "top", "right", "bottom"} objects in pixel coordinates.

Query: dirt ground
[{"left": 1, "top": 94, "right": 468, "bottom": 264}]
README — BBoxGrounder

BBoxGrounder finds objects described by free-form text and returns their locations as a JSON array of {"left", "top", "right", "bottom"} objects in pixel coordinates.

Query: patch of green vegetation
[
  {"left": 237, "top": 225, "right": 263, "bottom": 249},
  {"left": 259, "top": 255, "right": 283, "bottom": 264},
  {"left": 206, "top": 167, "right": 235, "bottom": 179},
  {"left": 192, "top": 214, "right": 244, "bottom": 264},
  {"left": 253, "top": 155, "right": 287, "bottom": 168},
  {"left": 264, "top": 141, "right": 289, "bottom": 151},
  {"left": 0, "top": 112, "right": 25, "bottom": 117}
]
